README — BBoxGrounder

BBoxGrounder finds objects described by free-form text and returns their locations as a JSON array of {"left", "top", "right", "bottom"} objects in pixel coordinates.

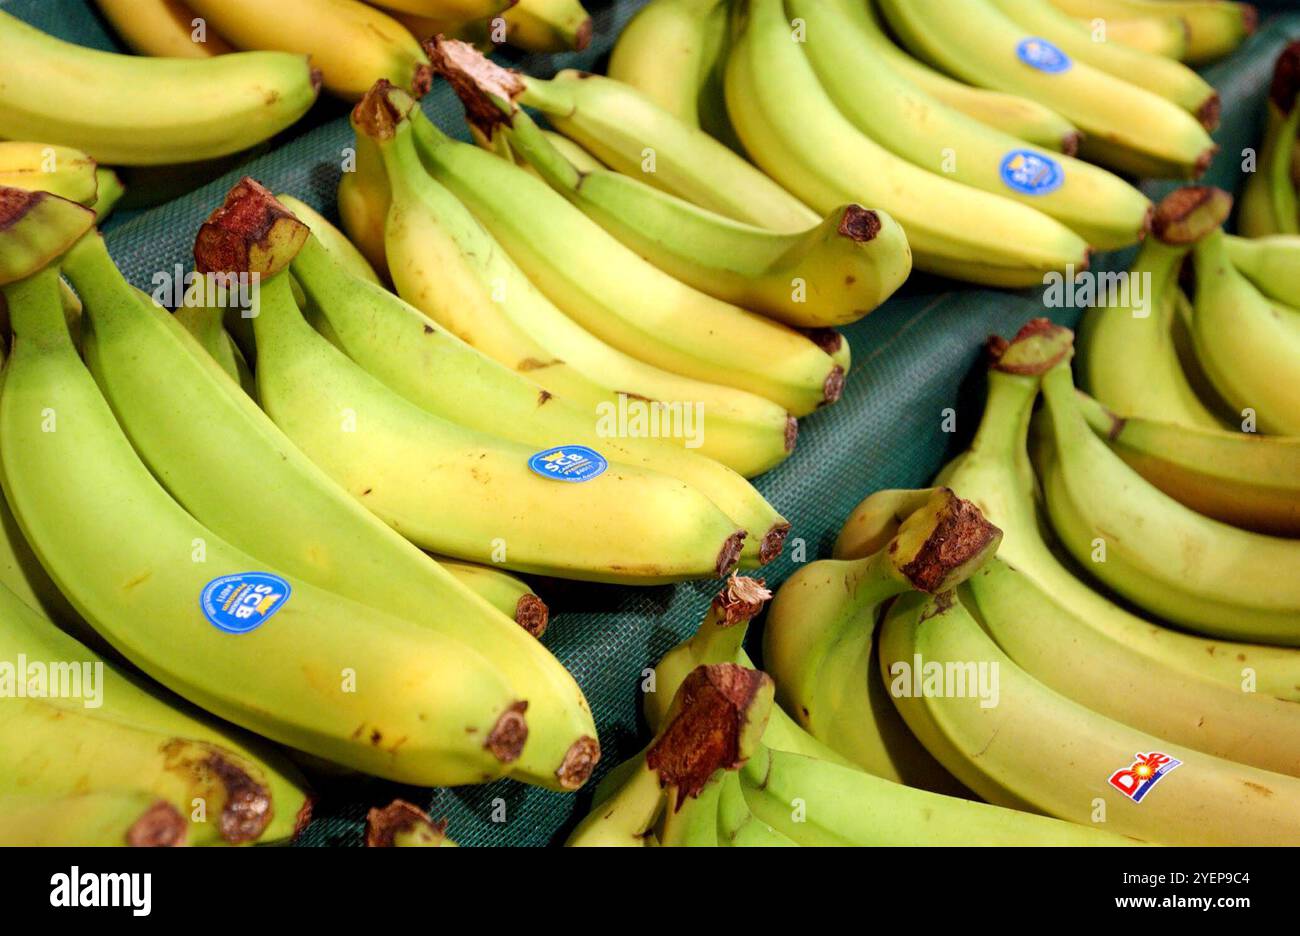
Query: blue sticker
[
  {"left": 200, "top": 572, "right": 292, "bottom": 634},
  {"left": 999, "top": 149, "right": 1065, "bottom": 196},
  {"left": 528, "top": 445, "right": 608, "bottom": 483},
  {"left": 1016, "top": 37, "right": 1071, "bottom": 73}
]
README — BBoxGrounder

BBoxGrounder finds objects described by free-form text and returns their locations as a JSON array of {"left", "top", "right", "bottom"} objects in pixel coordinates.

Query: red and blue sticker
[
  {"left": 1108, "top": 751, "right": 1182, "bottom": 803},
  {"left": 528, "top": 445, "right": 608, "bottom": 483},
  {"left": 200, "top": 572, "right": 291, "bottom": 634},
  {"left": 1016, "top": 37, "right": 1072, "bottom": 74}
]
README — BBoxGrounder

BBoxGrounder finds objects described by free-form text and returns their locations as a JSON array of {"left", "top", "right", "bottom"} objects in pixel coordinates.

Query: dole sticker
[
  {"left": 1016, "top": 37, "right": 1071, "bottom": 74},
  {"left": 528, "top": 445, "right": 609, "bottom": 483},
  {"left": 1108, "top": 751, "right": 1182, "bottom": 803},
  {"left": 1000, "top": 149, "right": 1064, "bottom": 196},
  {"left": 201, "top": 572, "right": 291, "bottom": 634}
]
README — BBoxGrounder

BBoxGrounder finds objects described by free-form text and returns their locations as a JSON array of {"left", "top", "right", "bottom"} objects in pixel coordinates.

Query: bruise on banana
[
  {"left": 161, "top": 738, "right": 274, "bottom": 844},
  {"left": 127, "top": 800, "right": 188, "bottom": 848}
]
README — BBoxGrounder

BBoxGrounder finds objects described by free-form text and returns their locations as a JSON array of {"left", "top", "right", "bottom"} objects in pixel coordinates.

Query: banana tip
[
  {"left": 557, "top": 735, "right": 601, "bottom": 790},
  {"left": 515, "top": 593, "right": 549, "bottom": 638}
]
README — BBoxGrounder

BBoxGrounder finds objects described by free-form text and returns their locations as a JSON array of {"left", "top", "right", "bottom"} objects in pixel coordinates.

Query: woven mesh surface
[{"left": 4, "top": 0, "right": 1297, "bottom": 846}]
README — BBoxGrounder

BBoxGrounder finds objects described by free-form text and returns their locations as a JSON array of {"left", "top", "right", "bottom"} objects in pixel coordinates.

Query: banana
[
  {"left": 491, "top": 100, "right": 909, "bottom": 328},
  {"left": 90, "top": 167, "right": 125, "bottom": 222},
  {"left": 854, "top": 2, "right": 1081, "bottom": 152},
  {"left": 0, "top": 792, "right": 187, "bottom": 847},
  {"left": 886, "top": 318, "right": 1300, "bottom": 701},
  {"left": 501, "top": 0, "right": 591, "bottom": 52},
  {"left": 419, "top": 54, "right": 844, "bottom": 417},
  {"left": 715, "top": 771, "right": 796, "bottom": 846},
  {"left": 0, "top": 452, "right": 84, "bottom": 630},
  {"left": 517, "top": 69, "right": 818, "bottom": 232},
  {"left": 739, "top": 743, "right": 1132, "bottom": 846},
  {"left": 1046, "top": 0, "right": 1257, "bottom": 64},
  {"left": 276, "top": 193, "right": 380, "bottom": 285},
  {"left": 1191, "top": 228, "right": 1300, "bottom": 434},
  {"left": 185, "top": 0, "right": 428, "bottom": 101},
  {"left": 882, "top": 588, "right": 1300, "bottom": 845},
  {"left": 728, "top": 0, "right": 1091, "bottom": 288},
  {"left": 365, "top": 89, "right": 797, "bottom": 478},
  {"left": 1036, "top": 354, "right": 1300, "bottom": 644},
  {"left": 1077, "top": 187, "right": 1225, "bottom": 428},
  {"left": 0, "top": 143, "right": 98, "bottom": 205},
  {"left": 643, "top": 575, "right": 858, "bottom": 769},
  {"left": 94, "top": 0, "right": 234, "bottom": 57},
  {"left": 365, "top": 800, "right": 457, "bottom": 847},
  {"left": 0, "top": 187, "right": 95, "bottom": 286},
  {"left": 989, "top": 0, "right": 1218, "bottom": 125},
  {"left": 1076, "top": 391, "right": 1300, "bottom": 536},
  {"left": 376, "top": 0, "right": 514, "bottom": 18},
  {"left": 793, "top": 0, "right": 1152, "bottom": 251},
  {"left": 965, "top": 556, "right": 1300, "bottom": 779},
  {"left": 1071, "top": 13, "right": 1189, "bottom": 59},
  {"left": 1238, "top": 43, "right": 1300, "bottom": 238},
  {"left": 172, "top": 303, "right": 258, "bottom": 399},
  {"left": 1, "top": 264, "right": 532, "bottom": 787},
  {"left": 763, "top": 489, "right": 995, "bottom": 795},
  {"left": 336, "top": 118, "right": 393, "bottom": 278},
  {"left": 288, "top": 236, "right": 790, "bottom": 563},
  {"left": 0, "top": 10, "right": 318, "bottom": 165},
  {"left": 878, "top": 0, "right": 1218, "bottom": 178},
  {"left": 430, "top": 558, "right": 548, "bottom": 637},
  {"left": 1225, "top": 233, "right": 1300, "bottom": 308}
]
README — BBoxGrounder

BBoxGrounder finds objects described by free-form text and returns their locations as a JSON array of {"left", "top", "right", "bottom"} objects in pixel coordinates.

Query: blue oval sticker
[
  {"left": 200, "top": 572, "right": 292, "bottom": 634},
  {"left": 527, "top": 445, "right": 608, "bottom": 483},
  {"left": 1016, "top": 37, "right": 1071, "bottom": 74},
  {"left": 999, "top": 149, "right": 1065, "bottom": 196}
]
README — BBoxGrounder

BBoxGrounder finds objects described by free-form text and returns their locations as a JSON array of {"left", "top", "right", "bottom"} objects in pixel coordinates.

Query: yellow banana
[
  {"left": 0, "top": 792, "right": 187, "bottom": 847},
  {"left": 0, "top": 142, "right": 98, "bottom": 205},
  {"left": 501, "top": 0, "right": 591, "bottom": 51},
  {"left": 93, "top": 0, "right": 234, "bottom": 57},
  {"left": 1238, "top": 43, "right": 1300, "bottom": 238},
  {"left": 1046, "top": 0, "right": 1257, "bottom": 63}
]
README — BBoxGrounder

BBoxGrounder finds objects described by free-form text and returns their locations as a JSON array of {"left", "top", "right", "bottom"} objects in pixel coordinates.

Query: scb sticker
[
  {"left": 200, "top": 572, "right": 291, "bottom": 634},
  {"left": 1000, "top": 149, "right": 1064, "bottom": 196},
  {"left": 528, "top": 445, "right": 608, "bottom": 483},
  {"left": 1016, "top": 37, "right": 1071, "bottom": 74}
]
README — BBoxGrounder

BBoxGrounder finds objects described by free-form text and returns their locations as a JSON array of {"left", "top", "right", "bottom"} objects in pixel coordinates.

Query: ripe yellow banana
[
  {"left": 0, "top": 142, "right": 98, "bottom": 205},
  {"left": 288, "top": 236, "right": 789, "bottom": 564},
  {"left": 793, "top": 0, "right": 1152, "bottom": 251},
  {"left": 1238, "top": 43, "right": 1300, "bottom": 238},
  {"left": 419, "top": 54, "right": 844, "bottom": 417},
  {"left": 1, "top": 265, "right": 531, "bottom": 787},
  {"left": 0, "top": 10, "right": 319, "bottom": 165},
  {"left": 94, "top": 0, "right": 234, "bottom": 57},
  {"left": 912, "top": 319, "right": 1300, "bottom": 700},
  {"left": 0, "top": 187, "right": 94, "bottom": 286},
  {"left": 185, "top": 0, "right": 429, "bottom": 100},
  {"left": 880, "top": 588, "right": 1300, "bottom": 845},
  {"left": 501, "top": 0, "right": 591, "bottom": 51},
  {"left": 728, "top": 0, "right": 1091, "bottom": 287},
  {"left": 1036, "top": 355, "right": 1300, "bottom": 644},
  {"left": 1191, "top": 228, "right": 1300, "bottom": 434},
  {"left": 1225, "top": 233, "right": 1300, "bottom": 308},
  {"left": 1077, "top": 187, "right": 1226, "bottom": 428},
  {"left": 878, "top": 0, "right": 1218, "bottom": 178},
  {"left": 990, "top": 0, "right": 1218, "bottom": 124},
  {"left": 364, "top": 88, "right": 796, "bottom": 478},
  {"left": 489, "top": 99, "right": 909, "bottom": 328},
  {"left": 0, "top": 792, "right": 187, "bottom": 847},
  {"left": 763, "top": 489, "right": 995, "bottom": 795},
  {"left": 1046, "top": 0, "right": 1257, "bottom": 64},
  {"left": 518, "top": 69, "right": 817, "bottom": 232},
  {"left": 1070, "top": 12, "right": 1189, "bottom": 59}
]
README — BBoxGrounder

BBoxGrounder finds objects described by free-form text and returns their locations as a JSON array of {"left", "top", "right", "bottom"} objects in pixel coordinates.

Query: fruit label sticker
[
  {"left": 1108, "top": 751, "right": 1182, "bottom": 803},
  {"left": 1016, "top": 37, "right": 1071, "bottom": 73},
  {"left": 528, "top": 445, "right": 608, "bottom": 483},
  {"left": 200, "top": 572, "right": 292, "bottom": 634},
  {"left": 1000, "top": 150, "right": 1064, "bottom": 196}
]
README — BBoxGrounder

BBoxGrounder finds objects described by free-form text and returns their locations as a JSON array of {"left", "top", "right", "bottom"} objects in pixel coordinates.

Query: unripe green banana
[
  {"left": 1238, "top": 43, "right": 1300, "bottom": 237},
  {"left": 171, "top": 304, "right": 258, "bottom": 400},
  {"left": 880, "top": 589, "right": 1300, "bottom": 845},
  {"left": 0, "top": 187, "right": 94, "bottom": 286},
  {"left": 90, "top": 167, "right": 125, "bottom": 222},
  {"left": 0, "top": 10, "right": 319, "bottom": 165},
  {"left": 0, "top": 792, "right": 187, "bottom": 847},
  {"left": 431, "top": 558, "right": 548, "bottom": 636},
  {"left": 276, "top": 193, "right": 381, "bottom": 285},
  {"left": 1225, "top": 233, "right": 1300, "bottom": 308},
  {"left": 1, "top": 265, "right": 530, "bottom": 787}
]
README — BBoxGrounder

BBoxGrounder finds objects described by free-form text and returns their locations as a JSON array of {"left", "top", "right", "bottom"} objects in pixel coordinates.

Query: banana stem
[{"left": 2, "top": 265, "right": 68, "bottom": 346}]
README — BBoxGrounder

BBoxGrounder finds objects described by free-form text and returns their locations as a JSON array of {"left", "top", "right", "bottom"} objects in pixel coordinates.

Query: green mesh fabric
[{"left": 3, "top": 0, "right": 1297, "bottom": 846}]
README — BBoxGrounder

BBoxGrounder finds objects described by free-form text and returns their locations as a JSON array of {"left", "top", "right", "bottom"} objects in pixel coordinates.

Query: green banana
[
  {"left": 715, "top": 771, "right": 795, "bottom": 846},
  {"left": 276, "top": 193, "right": 381, "bottom": 285},
  {"left": 878, "top": 0, "right": 1218, "bottom": 178},
  {"left": 90, "top": 167, "right": 125, "bottom": 222},
  {"left": 1077, "top": 187, "right": 1226, "bottom": 429},
  {"left": 793, "top": 0, "right": 1152, "bottom": 251},
  {"left": 172, "top": 303, "right": 258, "bottom": 399},
  {"left": 365, "top": 800, "right": 457, "bottom": 847},
  {"left": 517, "top": 68, "right": 817, "bottom": 232},
  {"left": 1, "top": 265, "right": 531, "bottom": 787},
  {"left": 431, "top": 558, "right": 548, "bottom": 637},
  {"left": 763, "top": 488, "right": 995, "bottom": 794},
  {"left": 0, "top": 9, "right": 319, "bottom": 165},
  {"left": 0, "top": 792, "right": 187, "bottom": 847},
  {"left": 880, "top": 589, "right": 1300, "bottom": 845},
  {"left": 1225, "top": 233, "right": 1300, "bottom": 308},
  {"left": 1046, "top": 0, "right": 1257, "bottom": 64},
  {"left": 365, "top": 89, "right": 796, "bottom": 478},
  {"left": 288, "top": 236, "right": 790, "bottom": 564},
  {"left": 1076, "top": 391, "right": 1300, "bottom": 536},
  {"left": 464, "top": 76, "right": 910, "bottom": 329},
  {"left": 1191, "top": 227, "right": 1300, "bottom": 434},
  {"left": 0, "top": 187, "right": 94, "bottom": 286},
  {"left": 1238, "top": 42, "right": 1300, "bottom": 237},
  {"left": 727, "top": 0, "right": 1091, "bottom": 288}
]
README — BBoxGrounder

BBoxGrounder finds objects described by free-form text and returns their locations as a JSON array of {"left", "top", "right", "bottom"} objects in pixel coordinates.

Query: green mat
[{"left": 4, "top": 0, "right": 1298, "bottom": 846}]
